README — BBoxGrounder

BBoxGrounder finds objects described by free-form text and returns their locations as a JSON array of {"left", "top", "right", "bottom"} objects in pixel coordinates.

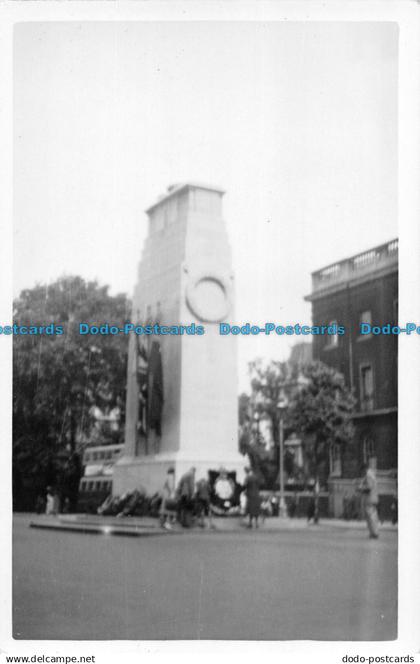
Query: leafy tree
[
  {"left": 245, "top": 359, "right": 294, "bottom": 488},
  {"left": 13, "top": 276, "right": 131, "bottom": 509},
  {"left": 238, "top": 391, "right": 275, "bottom": 486},
  {"left": 243, "top": 359, "right": 356, "bottom": 488},
  {"left": 287, "top": 362, "right": 356, "bottom": 484}
]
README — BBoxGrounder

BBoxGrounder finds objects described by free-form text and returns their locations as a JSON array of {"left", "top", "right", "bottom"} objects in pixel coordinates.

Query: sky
[{"left": 13, "top": 21, "right": 398, "bottom": 391}]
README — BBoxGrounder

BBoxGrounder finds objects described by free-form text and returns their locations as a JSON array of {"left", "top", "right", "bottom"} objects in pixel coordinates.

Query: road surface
[{"left": 13, "top": 514, "right": 397, "bottom": 641}]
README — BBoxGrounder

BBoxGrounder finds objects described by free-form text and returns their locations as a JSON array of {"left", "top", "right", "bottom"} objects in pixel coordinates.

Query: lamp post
[{"left": 277, "top": 388, "right": 288, "bottom": 518}]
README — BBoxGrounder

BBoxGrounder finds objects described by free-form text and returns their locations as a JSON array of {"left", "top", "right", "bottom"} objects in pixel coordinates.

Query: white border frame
[{"left": 1, "top": 2, "right": 419, "bottom": 663}]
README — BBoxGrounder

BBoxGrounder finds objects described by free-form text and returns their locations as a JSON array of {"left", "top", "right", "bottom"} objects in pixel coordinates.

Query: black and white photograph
[{"left": 1, "top": 1, "right": 420, "bottom": 661}]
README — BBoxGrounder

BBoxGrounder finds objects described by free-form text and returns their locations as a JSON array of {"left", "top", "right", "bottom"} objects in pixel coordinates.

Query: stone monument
[{"left": 113, "top": 183, "right": 244, "bottom": 494}]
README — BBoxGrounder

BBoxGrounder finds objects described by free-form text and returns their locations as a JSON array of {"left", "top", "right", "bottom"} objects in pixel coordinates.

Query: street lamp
[{"left": 277, "top": 388, "right": 288, "bottom": 519}]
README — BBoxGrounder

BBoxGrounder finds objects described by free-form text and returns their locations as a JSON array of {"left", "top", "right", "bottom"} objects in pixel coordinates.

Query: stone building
[{"left": 305, "top": 239, "right": 398, "bottom": 517}]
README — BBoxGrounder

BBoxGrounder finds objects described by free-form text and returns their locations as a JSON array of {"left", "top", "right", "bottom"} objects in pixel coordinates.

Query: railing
[{"left": 312, "top": 238, "right": 398, "bottom": 292}]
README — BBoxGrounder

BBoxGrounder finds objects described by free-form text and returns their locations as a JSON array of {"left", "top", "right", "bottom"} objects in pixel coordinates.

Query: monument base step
[{"left": 29, "top": 516, "right": 179, "bottom": 537}]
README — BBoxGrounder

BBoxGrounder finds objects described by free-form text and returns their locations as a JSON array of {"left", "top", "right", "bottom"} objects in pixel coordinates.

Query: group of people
[
  {"left": 159, "top": 465, "right": 265, "bottom": 530},
  {"left": 243, "top": 464, "right": 384, "bottom": 538},
  {"left": 41, "top": 455, "right": 385, "bottom": 540},
  {"left": 159, "top": 467, "right": 215, "bottom": 530}
]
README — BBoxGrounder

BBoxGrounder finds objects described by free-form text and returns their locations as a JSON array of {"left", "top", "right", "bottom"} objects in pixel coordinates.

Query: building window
[
  {"left": 363, "top": 437, "right": 377, "bottom": 470},
  {"left": 359, "top": 310, "right": 372, "bottom": 337},
  {"left": 359, "top": 364, "right": 374, "bottom": 411},
  {"left": 325, "top": 320, "right": 339, "bottom": 348},
  {"left": 330, "top": 443, "right": 342, "bottom": 477}
]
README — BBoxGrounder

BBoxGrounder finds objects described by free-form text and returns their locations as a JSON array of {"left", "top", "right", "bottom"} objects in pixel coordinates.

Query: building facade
[{"left": 305, "top": 239, "right": 398, "bottom": 517}]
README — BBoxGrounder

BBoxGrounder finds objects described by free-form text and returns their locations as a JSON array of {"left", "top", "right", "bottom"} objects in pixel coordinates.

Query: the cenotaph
[{"left": 113, "top": 183, "right": 244, "bottom": 494}]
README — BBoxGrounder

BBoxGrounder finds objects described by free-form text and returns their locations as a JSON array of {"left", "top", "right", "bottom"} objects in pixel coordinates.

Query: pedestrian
[
  {"left": 307, "top": 497, "right": 315, "bottom": 523},
  {"left": 195, "top": 474, "right": 215, "bottom": 529},
  {"left": 313, "top": 477, "right": 320, "bottom": 524},
  {"left": 307, "top": 477, "right": 320, "bottom": 525},
  {"left": 35, "top": 494, "right": 45, "bottom": 514},
  {"left": 357, "top": 463, "right": 380, "bottom": 539},
  {"left": 288, "top": 491, "right": 298, "bottom": 518},
  {"left": 240, "top": 491, "right": 247, "bottom": 517},
  {"left": 45, "top": 486, "right": 59, "bottom": 515},
  {"left": 176, "top": 466, "right": 196, "bottom": 527},
  {"left": 243, "top": 466, "right": 261, "bottom": 529},
  {"left": 159, "top": 467, "right": 176, "bottom": 530}
]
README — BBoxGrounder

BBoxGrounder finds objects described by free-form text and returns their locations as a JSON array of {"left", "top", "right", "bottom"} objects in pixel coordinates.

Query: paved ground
[{"left": 13, "top": 513, "right": 397, "bottom": 641}]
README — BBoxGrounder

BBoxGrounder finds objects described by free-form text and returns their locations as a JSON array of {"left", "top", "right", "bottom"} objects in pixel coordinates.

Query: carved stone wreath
[{"left": 185, "top": 270, "right": 232, "bottom": 323}]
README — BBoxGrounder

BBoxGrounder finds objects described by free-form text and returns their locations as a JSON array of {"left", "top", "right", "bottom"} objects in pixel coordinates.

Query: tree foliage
[
  {"left": 240, "top": 358, "right": 356, "bottom": 488},
  {"left": 287, "top": 361, "right": 356, "bottom": 482},
  {"left": 238, "top": 391, "right": 275, "bottom": 486},
  {"left": 13, "top": 276, "right": 131, "bottom": 509}
]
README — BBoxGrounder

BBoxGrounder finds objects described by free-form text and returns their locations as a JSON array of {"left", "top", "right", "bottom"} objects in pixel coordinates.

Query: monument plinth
[{"left": 113, "top": 183, "right": 244, "bottom": 494}]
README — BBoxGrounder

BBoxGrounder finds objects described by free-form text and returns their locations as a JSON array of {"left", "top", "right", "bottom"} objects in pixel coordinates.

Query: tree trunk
[{"left": 69, "top": 409, "right": 76, "bottom": 452}]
